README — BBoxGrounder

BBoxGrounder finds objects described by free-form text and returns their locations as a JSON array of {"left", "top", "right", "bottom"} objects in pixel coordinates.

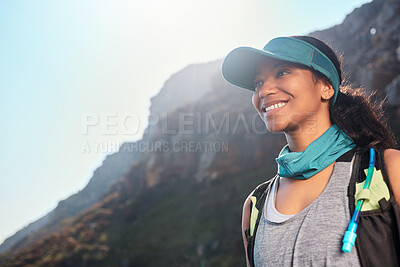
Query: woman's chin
[{"left": 264, "top": 121, "right": 287, "bottom": 133}]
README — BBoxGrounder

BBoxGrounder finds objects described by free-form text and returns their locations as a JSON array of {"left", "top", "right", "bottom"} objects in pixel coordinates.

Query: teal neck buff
[{"left": 276, "top": 124, "right": 356, "bottom": 180}]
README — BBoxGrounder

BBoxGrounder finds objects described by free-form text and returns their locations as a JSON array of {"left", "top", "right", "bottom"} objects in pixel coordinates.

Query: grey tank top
[
  {"left": 254, "top": 159, "right": 362, "bottom": 266},
  {"left": 266, "top": 176, "right": 295, "bottom": 223}
]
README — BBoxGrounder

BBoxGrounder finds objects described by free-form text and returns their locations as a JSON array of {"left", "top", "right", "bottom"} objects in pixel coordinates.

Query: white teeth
[{"left": 264, "top": 102, "right": 287, "bottom": 112}]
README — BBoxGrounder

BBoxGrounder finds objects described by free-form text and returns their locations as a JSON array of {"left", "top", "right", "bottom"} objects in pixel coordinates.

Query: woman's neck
[{"left": 285, "top": 121, "right": 333, "bottom": 152}]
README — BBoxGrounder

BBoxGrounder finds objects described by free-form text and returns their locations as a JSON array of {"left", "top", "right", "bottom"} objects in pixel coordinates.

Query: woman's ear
[{"left": 320, "top": 80, "right": 335, "bottom": 101}]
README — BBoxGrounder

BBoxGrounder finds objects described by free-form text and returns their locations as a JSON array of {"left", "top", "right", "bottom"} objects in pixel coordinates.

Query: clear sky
[{"left": 0, "top": 0, "right": 372, "bottom": 244}]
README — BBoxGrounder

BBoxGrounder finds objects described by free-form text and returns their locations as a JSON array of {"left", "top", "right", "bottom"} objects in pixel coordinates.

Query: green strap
[
  {"left": 354, "top": 168, "right": 390, "bottom": 211},
  {"left": 249, "top": 196, "right": 259, "bottom": 236}
]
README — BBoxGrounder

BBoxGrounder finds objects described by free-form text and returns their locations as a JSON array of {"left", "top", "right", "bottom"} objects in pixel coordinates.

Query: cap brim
[{"left": 221, "top": 47, "right": 309, "bottom": 91}]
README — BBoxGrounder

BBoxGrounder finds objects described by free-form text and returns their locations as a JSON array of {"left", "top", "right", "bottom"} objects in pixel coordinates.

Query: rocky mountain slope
[
  {"left": 0, "top": 143, "right": 141, "bottom": 255},
  {"left": 0, "top": 60, "right": 224, "bottom": 256},
  {"left": 311, "top": 0, "right": 400, "bottom": 102}
]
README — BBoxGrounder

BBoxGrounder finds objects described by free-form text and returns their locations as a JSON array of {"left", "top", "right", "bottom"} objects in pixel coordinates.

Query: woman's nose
[{"left": 258, "top": 78, "right": 277, "bottom": 98}]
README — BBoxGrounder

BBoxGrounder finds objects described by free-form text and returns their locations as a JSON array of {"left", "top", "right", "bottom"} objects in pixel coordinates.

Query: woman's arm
[
  {"left": 242, "top": 194, "right": 252, "bottom": 267},
  {"left": 384, "top": 149, "right": 400, "bottom": 205}
]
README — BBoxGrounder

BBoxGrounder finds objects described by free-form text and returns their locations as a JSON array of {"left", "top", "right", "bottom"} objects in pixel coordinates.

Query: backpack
[{"left": 244, "top": 147, "right": 400, "bottom": 267}]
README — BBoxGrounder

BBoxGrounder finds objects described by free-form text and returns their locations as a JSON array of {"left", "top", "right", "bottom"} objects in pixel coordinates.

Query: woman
[{"left": 222, "top": 36, "right": 400, "bottom": 266}]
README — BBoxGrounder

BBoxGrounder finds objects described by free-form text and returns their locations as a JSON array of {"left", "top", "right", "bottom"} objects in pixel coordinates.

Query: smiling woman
[{"left": 222, "top": 36, "right": 400, "bottom": 266}]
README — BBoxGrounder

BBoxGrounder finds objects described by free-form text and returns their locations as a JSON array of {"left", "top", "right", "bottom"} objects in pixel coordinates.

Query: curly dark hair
[{"left": 291, "top": 35, "right": 397, "bottom": 149}]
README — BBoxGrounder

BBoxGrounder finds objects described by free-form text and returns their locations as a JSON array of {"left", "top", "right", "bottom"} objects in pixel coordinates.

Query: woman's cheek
[{"left": 252, "top": 94, "right": 260, "bottom": 112}]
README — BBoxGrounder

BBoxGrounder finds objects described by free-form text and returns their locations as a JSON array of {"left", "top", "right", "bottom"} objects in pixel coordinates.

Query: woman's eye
[
  {"left": 254, "top": 80, "right": 263, "bottom": 89},
  {"left": 277, "top": 70, "right": 289, "bottom": 77}
]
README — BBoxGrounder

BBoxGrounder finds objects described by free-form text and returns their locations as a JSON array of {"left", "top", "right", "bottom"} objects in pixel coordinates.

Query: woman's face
[{"left": 252, "top": 57, "right": 331, "bottom": 134}]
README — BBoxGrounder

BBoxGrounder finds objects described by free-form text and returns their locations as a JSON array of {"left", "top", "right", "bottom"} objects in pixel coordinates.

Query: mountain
[
  {"left": 0, "top": 59, "right": 224, "bottom": 257},
  {"left": 0, "top": 143, "right": 141, "bottom": 256},
  {"left": 1, "top": 0, "right": 399, "bottom": 265},
  {"left": 310, "top": 0, "right": 400, "bottom": 102}
]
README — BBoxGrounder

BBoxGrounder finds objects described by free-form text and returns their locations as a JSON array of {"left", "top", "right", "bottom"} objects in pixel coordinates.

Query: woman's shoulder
[
  {"left": 384, "top": 148, "right": 400, "bottom": 205},
  {"left": 242, "top": 179, "right": 275, "bottom": 220},
  {"left": 242, "top": 178, "right": 276, "bottom": 219},
  {"left": 384, "top": 148, "right": 400, "bottom": 173},
  {"left": 384, "top": 148, "right": 400, "bottom": 159}
]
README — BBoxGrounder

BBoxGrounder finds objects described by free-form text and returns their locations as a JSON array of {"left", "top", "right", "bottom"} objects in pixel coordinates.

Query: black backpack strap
[
  {"left": 348, "top": 147, "right": 400, "bottom": 267},
  {"left": 245, "top": 176, "right": 276, "bottom": 267}
]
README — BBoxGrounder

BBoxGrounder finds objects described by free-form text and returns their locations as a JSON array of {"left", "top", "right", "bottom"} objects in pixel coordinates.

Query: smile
[{"left": 264, "top": 102, "right": 287, "bottom": 113}]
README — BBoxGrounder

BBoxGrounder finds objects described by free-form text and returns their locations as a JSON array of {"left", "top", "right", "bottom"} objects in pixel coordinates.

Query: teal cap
[{"left": 222, "top": 37, "right": 341, "bottom": 105}]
